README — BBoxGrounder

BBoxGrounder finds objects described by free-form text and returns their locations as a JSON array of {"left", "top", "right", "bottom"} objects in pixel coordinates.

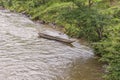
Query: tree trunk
[
  {"left": 88, "top": 0, "right": 93, "bottom": 8},
  {"left": 96, "top": 28, "right": 103, "bottom": 40},
  {"left": 109, "top": 0, "right": 114, "bottom": 5}
]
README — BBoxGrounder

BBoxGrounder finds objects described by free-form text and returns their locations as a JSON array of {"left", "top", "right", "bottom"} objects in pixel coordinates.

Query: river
[{"left": 0, "top": 10, "right": 103, "bottom": 80}]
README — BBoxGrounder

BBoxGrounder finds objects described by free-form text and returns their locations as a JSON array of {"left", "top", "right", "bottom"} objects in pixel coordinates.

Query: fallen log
[{"left": 38, "top": 32, "right": 75, "bottom": 44}]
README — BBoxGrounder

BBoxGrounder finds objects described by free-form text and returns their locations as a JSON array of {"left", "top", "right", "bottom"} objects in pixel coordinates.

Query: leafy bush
[{"left": 93, "top": 24, "right": 120, "bottom": 80}]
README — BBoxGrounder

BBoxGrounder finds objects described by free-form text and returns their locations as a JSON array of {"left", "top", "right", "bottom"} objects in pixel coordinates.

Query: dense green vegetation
[{"left": 0, "top": 0, "right": 120, "bottom": 80}]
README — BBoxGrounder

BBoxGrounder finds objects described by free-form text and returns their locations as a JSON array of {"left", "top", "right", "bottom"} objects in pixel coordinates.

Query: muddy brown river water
[{"left": 0, "top": 10, "right": 103, "bottom": 80}]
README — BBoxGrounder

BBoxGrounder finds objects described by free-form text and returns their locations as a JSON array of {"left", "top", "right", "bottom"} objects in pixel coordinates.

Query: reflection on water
[{"left": 0, "top": 10, "right": 103, "bottom": 80}]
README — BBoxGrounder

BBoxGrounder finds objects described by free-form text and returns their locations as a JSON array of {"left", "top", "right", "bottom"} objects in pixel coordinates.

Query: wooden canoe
[{"left": 38, "top": 32, "right": 75, "bottom": 43}]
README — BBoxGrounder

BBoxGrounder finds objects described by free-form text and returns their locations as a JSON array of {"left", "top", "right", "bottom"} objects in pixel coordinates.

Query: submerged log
[{"left": 38, "top": 32, "right": 75, "bottom": 44}]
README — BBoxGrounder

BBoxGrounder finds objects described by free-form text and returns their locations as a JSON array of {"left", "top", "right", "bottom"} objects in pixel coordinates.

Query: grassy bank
[{"left": 0, "top": 0, "right": 120, "bottom": 80}]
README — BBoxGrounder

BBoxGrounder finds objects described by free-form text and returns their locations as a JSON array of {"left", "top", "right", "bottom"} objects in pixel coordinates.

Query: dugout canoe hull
[{"left": 38, "top": 32, "right": 75, "bottom": 43}]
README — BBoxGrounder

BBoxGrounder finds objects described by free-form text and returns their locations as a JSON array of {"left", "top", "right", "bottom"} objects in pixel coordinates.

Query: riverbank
[{"left": 0, "top": 0, "right": 120, "bottom": 80}]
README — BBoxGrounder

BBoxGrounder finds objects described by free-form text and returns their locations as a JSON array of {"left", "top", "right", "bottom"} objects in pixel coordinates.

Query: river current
[{"left": 0, "top": 10, "right": 103, "bottom": 80}]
